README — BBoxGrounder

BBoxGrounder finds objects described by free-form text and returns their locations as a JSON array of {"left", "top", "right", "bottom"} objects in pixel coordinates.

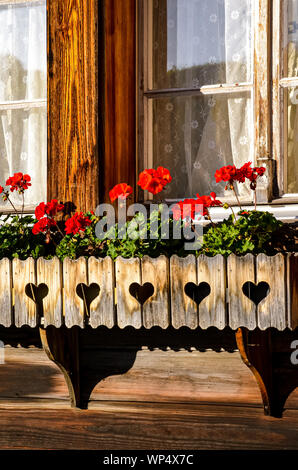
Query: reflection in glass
[
  {"left": 151, "top": 0, "right": 253, "bottom": 89},
  {"left": 286, "top": 87, "right": 298, "bottom": 193},
  {"left": 286, "top": 0, "right": 298, "bottom": 78},
  {"left": 146, "top": 92, "right": 253, "bottom": 199}
]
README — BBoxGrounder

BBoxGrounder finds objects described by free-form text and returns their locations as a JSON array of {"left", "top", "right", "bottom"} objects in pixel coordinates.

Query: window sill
[{"left": 209, "top": 203, "right": 298, "bottom": 223}]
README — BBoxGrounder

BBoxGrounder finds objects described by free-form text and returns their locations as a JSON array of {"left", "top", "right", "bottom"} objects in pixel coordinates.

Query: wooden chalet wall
[
  {"left": 0, "top": 0, "right": 296, "bottom": 450},
  {"left": 47, "top": 0, "right": 136, "bottom": 211}
]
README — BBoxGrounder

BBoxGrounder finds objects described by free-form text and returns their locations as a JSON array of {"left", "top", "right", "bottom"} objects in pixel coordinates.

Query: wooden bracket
[
  {"left": 236, "top": 327, "right": 298, "bottom": 418},
  {"left": 39, "top": 326, "right": 139, "bottom": 409},
  {"left": 37, "top": 325, "right": 297, "bottom": 414}
]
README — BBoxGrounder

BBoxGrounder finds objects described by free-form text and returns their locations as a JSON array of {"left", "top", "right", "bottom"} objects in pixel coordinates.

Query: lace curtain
[
  {"left": 150, "top": 0, "right": 253, "bottom": 199},
  {"left": 0, "top": 1, "right": 46, "bottom": 207}
]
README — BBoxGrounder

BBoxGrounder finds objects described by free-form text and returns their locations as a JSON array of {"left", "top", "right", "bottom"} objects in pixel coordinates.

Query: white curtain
[
  {"left": 151, "top": 0, "right": 253, "bottom": 199},
  {"left": 0, "top": 1, "right": 47, "bottom": 207}
]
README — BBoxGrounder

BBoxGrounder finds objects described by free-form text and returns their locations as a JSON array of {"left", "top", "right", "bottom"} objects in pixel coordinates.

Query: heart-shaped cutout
[
  {"left": 129, "top": 282, "right": 154, "bottom": 305},
  {"left": 76, "top": 283, "right": 100, "bottom": 306},
  {"left": 242, "top": 281, "right": 270, "bottom": 306},
  {"left": 184, "top": 282, "right": 211, "bottom": 305},
  {"left": 25, "top": 283, "right": 49, "bottom": 303}
]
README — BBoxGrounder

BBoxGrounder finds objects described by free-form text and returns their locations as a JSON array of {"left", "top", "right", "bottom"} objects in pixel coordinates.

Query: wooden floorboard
[
  {"left": 0, "top": 400, "right": 297, "bottom": 450},
  {"left": 0, "top": 346, "right": 297, "bottom": 449}
]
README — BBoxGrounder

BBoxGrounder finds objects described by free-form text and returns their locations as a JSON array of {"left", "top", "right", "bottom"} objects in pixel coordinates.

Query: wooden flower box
[{"left": 0, "top": 253, "right": 297, "bottom": 417}]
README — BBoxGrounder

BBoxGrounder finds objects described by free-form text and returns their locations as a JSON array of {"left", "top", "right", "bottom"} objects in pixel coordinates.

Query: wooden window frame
[
  {"left": 3, "top": 1, "right": 295, "bottom": 212},
  {"left": 137, "top": 0, "right": 298, "bottom": 207},
  {"left": 272, "top": 0, "right": 298, "bottom": 203}
]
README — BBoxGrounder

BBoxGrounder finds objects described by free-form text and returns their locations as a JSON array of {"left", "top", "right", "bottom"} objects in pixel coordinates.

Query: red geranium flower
[
  {"left": 214, "top": 165, "right": 238, "bottom": 184},
  {"left": 32, "top": 217, "right": 57, "bottom": 235},
  {"left": 172, "top": 198, "right": 198, "bottom": 220},
  {"left": 173, "top": 192, "right": 222, "bottom": 221},
  {"left": 137, "top": 167, "right": 172, "bottom": 195},
  {"left": 156, "top": 166, "right": 172, "bottom": 184},
  {"left": 6, "top": 173, "right": 31, "bottom": 193},
  {"left": 65, "top": 212, "right": 92, "bottom": 235},
  {"left": 214, "top": 162, "right": 266, "bottom": 190},
  {"left": 35, "top": 200, "right": 64, "bottom": 220},
  {"left": 0, "top": 186, "right": 3, "bottom": 194},
  {"left": 109, "top": 183, "right": 133, "bottom": 203}
]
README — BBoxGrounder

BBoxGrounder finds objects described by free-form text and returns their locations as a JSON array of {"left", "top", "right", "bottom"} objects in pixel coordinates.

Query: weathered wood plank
[
  {"left": 116, "top": 257, "right": 142, "bottom": 329},
  {"left": 13, "top": 258, "right": 37, "bottom": 328},
  {"left": 287, "top": 253, "right": 298, "bottom": 330},
  {"left": 37, "top": 257, "right": 63, "bottom": 328},
  {"left": 88, "top": 257, "right": 115, "bottom": 328},
  {"left": 0, "top": 259, "right": 12, "bottom": 327},
  {"left": 63, "top": 257, "right": 87, "bottom": 328},
  {"left": 257, "top": 254, "right": 287, "bottom": 330},
  {"left": 170, "top": 255, "right": 197, "bottom": 329},
  {"left": 0, "top": 401, "right": 298, "bottom": 450},
  {"left": 141, "top": 256, "right": 169, "bottom": 329},
  {"left": 197, "top": 254, "right": 226, "bottom": 330},
  {"left": 47, "top": 0, "right": 99, "bottom": 212},
  {"left": 227, "top": 254, "right": 256, "bottom": 330},
  {"left": 103, "top": 0, "right": 136, "bottom": 202}
]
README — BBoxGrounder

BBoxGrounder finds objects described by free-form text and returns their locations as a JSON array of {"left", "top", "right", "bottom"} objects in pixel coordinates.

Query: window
[
  {"left": 273, "top": 0, "right": 298, "bottom": 198},
  {"left": 138, "top": 0, "right": 298, "bottom": 207},
  {"left": 0, "top": 0, "right": 47, "bottom": 210}
]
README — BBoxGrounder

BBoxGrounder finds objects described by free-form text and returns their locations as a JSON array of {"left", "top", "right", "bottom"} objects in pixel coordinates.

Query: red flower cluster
[
  {"left": 137, "top": 167, "right": 172, "bottom": 195},
  {"left": 214, "top": 162, "right": 266, "bottom": 190},
  {"left": 32, "top": 217, "right": 57, "bottom": 235},
  {"left": 6, "top": 173, "right": 31, "bottom": 193},
  {"left": 109, "top": 183, "right": 133, "bottom": 203},
  {"left": 33, "top": 199, "right": 64, "bottom": 235},
  {"left": 35, "top": 199, "right": 64, "bottom": 220},
  {"left": 65, "top": 212, "right": 92, "bottom": 235},
  {"left": 173, "top": 192, "right": 222, "bottom": 220},
  {"left": 0, "top": 186, "right": 3, "bottom": 194}
]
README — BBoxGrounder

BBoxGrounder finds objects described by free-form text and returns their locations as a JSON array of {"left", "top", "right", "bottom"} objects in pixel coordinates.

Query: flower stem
[
  {"left": 7, "top": 196, "right": 20, "bottom": 218},
  {"left": 232, "top": 186, "right": 243, "bottom": 210}
]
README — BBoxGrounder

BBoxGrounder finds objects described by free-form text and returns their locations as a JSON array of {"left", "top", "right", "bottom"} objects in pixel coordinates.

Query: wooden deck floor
[{"left": 0, "top": 346, "right": 297, "bottom": 450}]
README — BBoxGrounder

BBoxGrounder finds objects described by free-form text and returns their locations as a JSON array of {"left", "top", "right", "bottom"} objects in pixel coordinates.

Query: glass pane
[
  {"left": 151, "top": 0, "right": 253, "bottom": 90},
  {"left": 285, "top": 0, "right": 298, "bottom": 78},
  {"left": 286, "top": 87, "right": 298, "bottom": 193},
  {"left": 0, "top": 106, "right": 47, "bottom": 206},
  {"left": 0, "top": 1, "right": 46, "bottom": 102},
  {"left": 145, "top": 92, "right": 253, "bottom": 199}
]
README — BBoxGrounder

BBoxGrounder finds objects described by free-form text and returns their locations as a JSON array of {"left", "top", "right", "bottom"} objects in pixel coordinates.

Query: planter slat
[
  {"left": 13, "top": 258, "right": 37, "bottom": 327},
  {"left": 63, "top": 257, "right": 87, "bottom": 328},
  {"left": 170, "top": 255, "right": 197, "bottom": 329},
  {"left": 88, "top": 256, "right": 115, "bottom": 328},
  {"left": 228, "top": 254, "right": 256, "bottom": 330},
  {"left": 287, "top": 253, "right": 298, "bottom": 330},
  {"left": 197, "top": 254, "right": 226, "bottom": 330},
  {"left": 37, "top": 257, "right": 63, "bottom": 327},
  {"left": 141, "top": 255, "right": 170, "bottom": 329},
  {"left": 0, "top": 259, "right": 12, "bottom": 327},
  {"left": 0, "top": 254, "right": 295, "bottom": 331},
  {"left": 257, "top": 254, "right": 287, "bottom": 330},
  {"left": 116, "top": 257, "right": 142, "bottom": 329}
]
